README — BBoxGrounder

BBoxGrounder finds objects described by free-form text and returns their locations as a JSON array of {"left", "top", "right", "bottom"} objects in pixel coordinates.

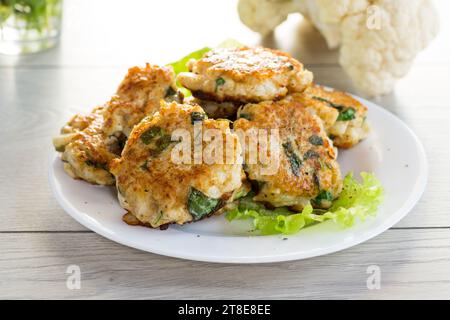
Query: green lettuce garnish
[
  {"left": 168, "top": 47, "right": 211, "bottom": 76},
  {"left": 225, "top": 172, "right": 384, "bottom": 235},
  {"left": 167, "top": 47, "right": 211, "bottom": 97}
]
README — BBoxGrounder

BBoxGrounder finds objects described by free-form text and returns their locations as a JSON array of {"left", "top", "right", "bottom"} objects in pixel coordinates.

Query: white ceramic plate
[{"left": 49, "top": 95, "right": 427, "bottom": 263}]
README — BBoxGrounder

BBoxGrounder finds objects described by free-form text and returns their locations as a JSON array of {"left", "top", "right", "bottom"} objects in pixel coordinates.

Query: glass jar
[{"left": 0, "top": 0, "right": 63, "bottom": 55}]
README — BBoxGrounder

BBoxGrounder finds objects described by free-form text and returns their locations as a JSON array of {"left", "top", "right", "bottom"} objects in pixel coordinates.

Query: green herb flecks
[
  {"left": 187, "top": 187, "right": 221, "bottom": 221},
  {"left": 191, "top": 111, "right": 207, "bottom": 124},
  {"left": 165, "top": 86, "right": 177, "bottom": 98},
  {"left": 318, "top": 158, "right": 333, "bottom": 170},
  {"left": 153, "top": 211, "right": 163, "bottom": 225},
  {"left": 215, "top": 77, "right": 226, "bottom": 92},
  {"left": 141, "top": 126, "right": 163, "bottom": 145},
  {"left": 313, "top": 190, "right": 334, "bottom": 206},
  {"left": 140, "top": 160, "right": 148, "bottom": 171},
  {"left": 308, "top": 135, "right": 323, "bottom": 146},
  {"left": 140, "top": 126, "right": 174, "bottom": 156},
  {"left": 282, "top": 141, "right": 302, "bottom": 177},
  {"left": 85, "top": 159, "right": 107, "bottom": 170},
  {"left": 337, "top": 107, "right": 356, "bottom": 121},
  {"left": 54, "top": 145, "right": 65, "bottom": 152},
  {"left": 166, "top": 41, "right": 244, "bottom": 97},
  {"left": 313, "top": 172, "right": 321, "bottom": 189},
  {"left": 233, "top": 186, "right": 250, "bottom": 201},
  {"left": 150, "top": 134, "right": 172, "bottom": 156},
  {"left": 312, "top": 96, "right": 346, "bottom": 110},
  {"left": 312, "top": 96, "right": 357, "bottom": 122},
  {"left": 304, "top": 149, "right": 320, "bottom": 160},
  {"left": 238, "top": 113, "right": 252, "bottom": 121}
]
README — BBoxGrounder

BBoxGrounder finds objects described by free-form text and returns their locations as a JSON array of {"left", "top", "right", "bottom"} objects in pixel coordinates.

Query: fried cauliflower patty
[
  {"left": 110, "top": 102, "right": 247, "bottom": 228},
  {"left": 56, "top": 104, "right": 118, "bottom": 185},
  {"left": 234, "top": 99, "right": 342, "bottom": 210},
  {"left": 177, "top": 47, "right": 313, "bottom": 103},
  {"left": 53, "top": 64, "right": 180, "bottom": 185},
  {"left": 291, "top": 85, "right": 370, "bottom": 149}
]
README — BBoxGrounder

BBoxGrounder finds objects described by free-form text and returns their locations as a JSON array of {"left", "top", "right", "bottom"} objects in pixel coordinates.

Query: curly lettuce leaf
[{"left": 225, "top": 172, "right": 384, "bottom": 235}]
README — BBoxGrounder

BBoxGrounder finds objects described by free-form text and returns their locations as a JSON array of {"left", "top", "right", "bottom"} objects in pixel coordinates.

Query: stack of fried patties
[
  {"left": 179, "top": 47, "right": 370, "bottom": 149},
  {"left": 54, "top": 46, "right": 370, "bottom": 229},
  {"left": 176, "top": 46, "right": 370, "bottom": 210}
]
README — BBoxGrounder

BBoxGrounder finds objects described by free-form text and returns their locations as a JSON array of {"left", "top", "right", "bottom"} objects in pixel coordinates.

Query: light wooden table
[{"left": 1, "top": 0, "right": 449, "bottom": 299}]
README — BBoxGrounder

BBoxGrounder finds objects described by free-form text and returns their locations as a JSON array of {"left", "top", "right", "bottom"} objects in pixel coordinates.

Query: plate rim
[{"left": 48, "top": 95, "right": 428, "bottom": 264}]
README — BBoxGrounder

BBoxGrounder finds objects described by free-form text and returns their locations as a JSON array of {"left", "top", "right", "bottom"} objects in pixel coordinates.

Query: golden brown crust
[
  {"left": 60, "top": 108, "right": 101, "bottom": 134},
  {"left": 305, "top": 85, "right": 367, "bottom": 118},
  {"left": 60, "top": 104, "right": 116, "bottom": 185},
  {"left": 178, "top": 47, "right": 313, "bottom": 103},
  {"left": 193, "top": 47, "right": 304, "bottom": 79},
  {"left": 285, "top": 93, "right": 339, "bottom": 130},
  {"left": 234, "top": 99, "right": 342, "bottom": 209},
  {"left": 117, "top": 64, "right": 181, "bottom": 114},
  {"left": 290, "top": 85, "right": 370, "bottom": 149},
  {"left": 110, "top": 102, "right": 246, "bottom": 228},
  {"left": 53, "top": 64, "right": 179, "bottom": 185}
]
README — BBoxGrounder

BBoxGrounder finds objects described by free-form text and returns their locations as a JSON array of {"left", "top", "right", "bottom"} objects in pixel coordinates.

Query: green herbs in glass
[{"left": 0, "top": 0, "right": 63, "bottom": 54}]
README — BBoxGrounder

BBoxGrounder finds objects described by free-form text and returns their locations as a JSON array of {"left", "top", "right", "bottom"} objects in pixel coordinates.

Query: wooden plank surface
[
  {"left": 1, "top": 0, "right": 450, "bottom": 299},
  {"left": 0, "top": 229, "right": 449, "bottom": 299}
]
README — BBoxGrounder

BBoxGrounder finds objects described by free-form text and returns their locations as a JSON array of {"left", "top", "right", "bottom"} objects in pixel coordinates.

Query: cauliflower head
[{"left": 238, "top": 0, "right": 440, "bottom": 96}]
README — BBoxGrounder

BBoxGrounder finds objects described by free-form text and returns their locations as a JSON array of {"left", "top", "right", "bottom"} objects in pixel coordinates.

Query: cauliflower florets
[
  {"left": 338, "top": 0, "right": 440, "bottom": 96},
  {"left": 237, "top": 0, "right": 298, "bottom": 36},
  {"left": 238, "top": 0, "right": 440, "bottom": 96}
]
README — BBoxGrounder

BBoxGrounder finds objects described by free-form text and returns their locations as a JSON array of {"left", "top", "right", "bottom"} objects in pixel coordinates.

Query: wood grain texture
[
  {"left": 0, "top": 230, "right": 449, "bottom": 299},
  {"left": 1, "top": 0, "right": 450, "bottom": 299}
]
